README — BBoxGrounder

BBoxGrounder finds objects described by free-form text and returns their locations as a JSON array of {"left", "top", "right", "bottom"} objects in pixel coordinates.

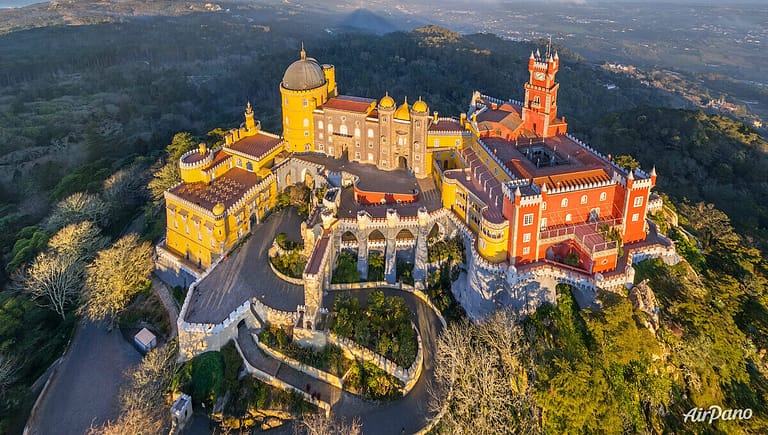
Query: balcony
[{"left": 539, "top": 217, "right": 622, "bottom": 256}]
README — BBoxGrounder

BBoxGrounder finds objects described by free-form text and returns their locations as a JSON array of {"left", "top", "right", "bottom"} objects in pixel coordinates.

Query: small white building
[
  {"left": 171, "top": 393, "right": 193, "bottom": 433},
  {"left": 134, "top": 328, "right": 157, "bottom": 352}
]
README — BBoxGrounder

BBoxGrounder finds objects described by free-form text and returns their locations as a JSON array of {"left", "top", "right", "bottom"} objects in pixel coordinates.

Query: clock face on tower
[{"left": 534, "top": 71, "right": 545, "bottom": 81}]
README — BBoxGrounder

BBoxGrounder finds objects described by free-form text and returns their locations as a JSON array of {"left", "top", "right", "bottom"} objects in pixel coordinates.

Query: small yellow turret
[{"left": 213, "top": 203, "right": 225, "bottom": 217}]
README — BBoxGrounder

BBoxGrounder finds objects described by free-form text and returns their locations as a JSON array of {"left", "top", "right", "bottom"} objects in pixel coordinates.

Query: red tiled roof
[
  {"left": 209, "top": 149, "right": 231, "bottom": 167},
  {"left": 169, "top": 168, "right": 260, "bottom": 212},
  {"left": 306, "top": 233, "right": 331, "bottom": 274},
  {"left": 229, "top": 133, "right": 282, "bottom": 160},
  {"left": 428, "top": 118, "right": 463, "bottom": 132},
  {"left": 481, "top": 135, "right": 617, "bottom": 184},
  {"left": 476, "top": 104, "right": 524, "bottom": 134},
  {"left": 323, "top": 95, "right": 375, "bottom": 113},
  {"left": 181, "top": 150, "right": 209, "bottom": 164}
]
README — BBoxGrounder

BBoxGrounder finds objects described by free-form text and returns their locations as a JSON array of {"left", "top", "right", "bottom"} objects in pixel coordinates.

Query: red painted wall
[
  {"left": 541, "top": 186, "right": 619, "bottom": 227},
  {"left": 623, "top": 182, "right": 651, "bottom": 243},
  {"left": 353, "top": 186, "right": 419, "bottom": 205}
]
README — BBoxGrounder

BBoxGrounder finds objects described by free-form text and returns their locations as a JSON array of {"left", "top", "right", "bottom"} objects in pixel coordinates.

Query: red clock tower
[{"left": 522, "top": 48, "right": 567, "bottom": 137}]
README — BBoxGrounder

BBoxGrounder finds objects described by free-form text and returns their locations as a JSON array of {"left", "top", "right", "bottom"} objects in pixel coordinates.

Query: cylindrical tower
[{"left": 280, "top": 46, "right": 335, "bottom": 153}]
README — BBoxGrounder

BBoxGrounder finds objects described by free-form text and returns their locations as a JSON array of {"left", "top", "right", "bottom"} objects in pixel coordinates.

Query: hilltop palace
[{"left": 156, "top": 46, "right": 677, "bottom": 358}]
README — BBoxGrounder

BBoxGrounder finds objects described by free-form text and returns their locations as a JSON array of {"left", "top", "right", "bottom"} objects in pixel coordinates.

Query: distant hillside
[
  {"left": 334, "top": 9, "right": 399, "bottom": 35},
  {"left": 587, "top": 108, "right": 768, "bottom": 249}
]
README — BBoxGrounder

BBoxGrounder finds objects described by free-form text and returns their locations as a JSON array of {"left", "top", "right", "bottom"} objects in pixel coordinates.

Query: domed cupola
[
  {"left": 379, "top": 91, "right": 395, "bottom": 109},
  {"left": 412, "top": 96, "right": 428, "bottom": 113},
  {"left": 281, "top": 45, "right": 326, "bottom": 91}
]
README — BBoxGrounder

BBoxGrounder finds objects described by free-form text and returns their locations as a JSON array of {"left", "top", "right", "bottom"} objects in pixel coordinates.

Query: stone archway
[
  {"left": 368, "top": 229, "right": 386, "bottom": 244},
  {"left": 341, "top": 230, "right": 358, "bottom": 246},
  {"left": 396, "top": 228, "right": 415, "bottom": 242},
  {"left": 301, "top": 167, "right": 314, "bottom": 188},
  {"left": 398, "top": 156, "right": 408, "bottom": 169}
]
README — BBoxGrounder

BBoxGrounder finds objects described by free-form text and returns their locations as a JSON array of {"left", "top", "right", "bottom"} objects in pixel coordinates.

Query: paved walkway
[
  {"left": 236, "top": 325, "right": 341, "bottom": 406},
  {"left": 26, "top": 321, "right": 143, "bottom": 435},
  {"left": 235, "top": 287, "right": 444, "bottom": 435},
  {"left": 186, "top": 209, "right": 305, "bottom": 323},
  {"left": 152, "top": 276, "right": 179, "bottom": 337}
]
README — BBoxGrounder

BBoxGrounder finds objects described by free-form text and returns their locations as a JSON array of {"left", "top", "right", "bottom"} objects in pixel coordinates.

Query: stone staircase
[
  {"left": 412, "top": 224, "right": 429, "bottom": 285},
  {"left": 385, "top": 237, "right": 397, "bottom": 284}
]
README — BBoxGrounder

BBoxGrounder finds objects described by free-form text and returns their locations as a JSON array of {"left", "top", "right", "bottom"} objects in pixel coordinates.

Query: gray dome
[{"left": 282, "top": 57, "right": 325, "bottom": 91}]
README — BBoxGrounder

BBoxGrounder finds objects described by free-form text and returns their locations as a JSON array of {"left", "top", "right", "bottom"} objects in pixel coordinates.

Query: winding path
[
  {"left": 184, "top": 208, "right": 446, "bottom": 433},
  {"left": 235, "top": 288, "right": 444, "bottom": 434}
]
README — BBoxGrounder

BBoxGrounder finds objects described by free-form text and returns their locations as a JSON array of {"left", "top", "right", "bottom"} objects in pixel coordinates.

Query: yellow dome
[
  {"left": 213, "top": 203, "right": 225, "bottom": 216},
  {"left": 380, "top": 94, "right": 395, "bottom": 109},
  {"left": 412, "top": 98, "right": 428, "bottom": 113},
  {"left": 394, "top": 98, "right": 410, "bottom": 121}
]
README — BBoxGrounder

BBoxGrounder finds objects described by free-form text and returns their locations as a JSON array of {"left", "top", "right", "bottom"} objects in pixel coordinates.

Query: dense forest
[{"left": 0, "top": 9, "right": 766, "bottom": 433}]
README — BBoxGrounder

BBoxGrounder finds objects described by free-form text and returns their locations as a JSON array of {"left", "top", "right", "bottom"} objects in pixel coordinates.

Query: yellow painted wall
[
  {"left": 478, "top": 222, "right": 509, "bottom": 262},
  {"left": 281, "top": 86, "right": 328, "bottom": 154},
  {"left": 164, "top": 177, "right": 276, "bottom": 269}
]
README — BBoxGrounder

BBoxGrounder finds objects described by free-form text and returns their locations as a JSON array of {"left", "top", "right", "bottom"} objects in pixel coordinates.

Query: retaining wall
[{"left": 233, "top": 339, "right": 331, "bottom": 417}]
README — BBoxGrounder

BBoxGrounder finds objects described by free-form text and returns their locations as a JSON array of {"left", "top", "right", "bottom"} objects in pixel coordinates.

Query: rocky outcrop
[{"left": 629, "top": 279, "right": 660, "bottom": 334}]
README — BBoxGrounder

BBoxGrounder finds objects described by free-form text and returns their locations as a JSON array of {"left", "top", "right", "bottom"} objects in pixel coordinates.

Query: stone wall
[
  {"left": 154, "top": 242, "right": 200, "bottom": 289},
  {"left": 250, "top": 298, "right": 297, "bottom": 326},
  {"left": 268, "top": 256, "right": 306, "bottom": 286},
  {"left": 327, "top": 324, "right": 423, "bottom": 395},
  {"left": 177, "top": 301, "right": 260, "bottom": 361},
  {"left": 233, "top": 339, "right": 332, "bottom": 417},
  {"left": 255, "top": 338, "right": 344, "bottom": 389},
  {"left": 177, "top": 254, "right": 263, "bottom": 360}
]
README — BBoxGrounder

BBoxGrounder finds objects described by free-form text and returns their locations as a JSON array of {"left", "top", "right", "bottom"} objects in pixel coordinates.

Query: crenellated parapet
[
  {"left": 179, "top": 146, "right": 214, "bottom": 170},
  {"left": 226, "top": 174, "right": 275, "bottom": 216},
  {"left": 477, "top": 138, "right": 518, "bottom": 181}
]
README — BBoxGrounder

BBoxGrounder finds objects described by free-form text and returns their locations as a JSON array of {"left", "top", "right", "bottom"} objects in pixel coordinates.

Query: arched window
[
  {"left": 565, "top": 213, "right": 572, "bottom": 222},
  {"left": 246, "top": 162, "right": 253, "bottom": 171},
  {"left": 303, "top": 118, "right": 309, "bottom": 127},
  {"left": 368, "top": 129, "right": 374, "bottom": 138},
  {"left": 339, "top": 125, "right": 348, "bottom": 135},
  {"left": 318, "top": 120, "right": 324, "bottom": 129},
  {"left": 328, "top": 123, "right": 333, "bottom": 133},
  {"left": 600, "top": 192, "right": 607, "bottom": 201},
  {"left": 580, "top": 195, "right": 588, "bottom": 205},
  {"left": 354, "top": 128, "right": 360, "bottom": 137},
  {"left": 561, "top": 198, "right": 568, "bottom": 208}
]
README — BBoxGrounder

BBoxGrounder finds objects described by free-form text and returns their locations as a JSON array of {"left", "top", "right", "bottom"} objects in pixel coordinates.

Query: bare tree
[
  {"left": 46, "top": 192, "right": 110, "bottom": 231},
  {"left": 83, "top": 233, "right": 153, "bottom": 323},
  {"left": 47, "top": 220, "right": 108, "bottom": 261},
  {"left": 120, "top": 342, "right": 178, "bottom": 414},
  {"left": 89, "top": 343, "right": 178, "bottom": 435},
  {"left": 293, "top": 413, "right": 362, "bottom": 435},
  {"left": 0, "top": 353, "right": 18, "bottom": 393},
  {"left": 429, "top": 310, "right": 540, "bottom": 435},
  {"left": 103, "top": 163, "right": 149, "bottom": 210},
  {"left": 18, "top": 252, "right": 84, "bottom": 318},
  {"left": 86, "top": 405, "right": 164, "bottom": 435}
]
